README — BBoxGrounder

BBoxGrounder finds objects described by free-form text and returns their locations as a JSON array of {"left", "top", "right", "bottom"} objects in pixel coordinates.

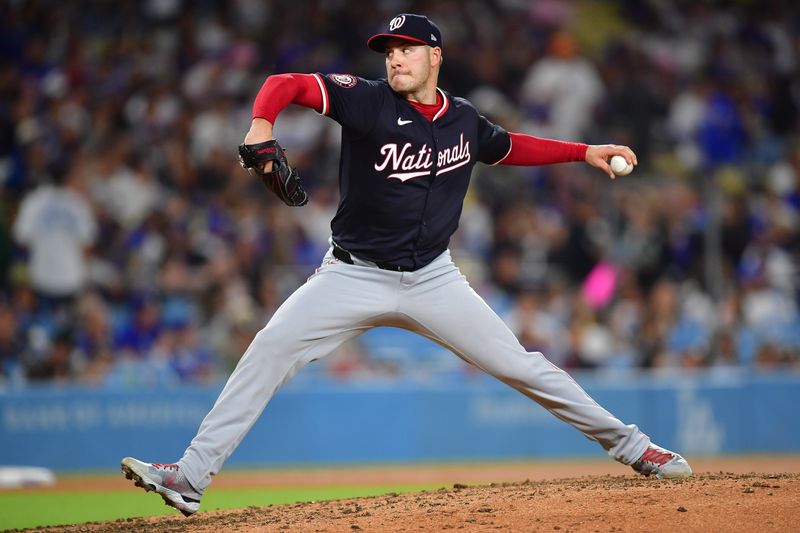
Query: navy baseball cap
[{"left": 367, "top": 14, "right": 443, "bottom": 52}]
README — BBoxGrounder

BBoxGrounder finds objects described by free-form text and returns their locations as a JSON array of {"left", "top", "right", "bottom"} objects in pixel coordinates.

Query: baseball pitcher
[{"left": 122, "top": 14, "right": 691, "bottom": 516}]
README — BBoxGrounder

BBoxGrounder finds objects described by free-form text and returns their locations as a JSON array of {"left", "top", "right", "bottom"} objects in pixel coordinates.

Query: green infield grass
[{"left": 0, "top": 483, "right": 444, "bottom": 531}]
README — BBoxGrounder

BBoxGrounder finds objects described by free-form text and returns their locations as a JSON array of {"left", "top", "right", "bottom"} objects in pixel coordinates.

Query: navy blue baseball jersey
[{"left": 311, "top": 73, "right": 511, "bottom": 271}]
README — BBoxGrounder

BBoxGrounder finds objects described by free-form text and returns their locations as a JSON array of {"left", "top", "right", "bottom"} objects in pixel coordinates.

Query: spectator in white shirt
[{"left": 12, "top": 166, "right": 97, "bottom": 302}]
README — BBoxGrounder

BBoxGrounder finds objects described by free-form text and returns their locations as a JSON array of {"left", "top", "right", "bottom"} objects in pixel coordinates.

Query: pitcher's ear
[{"left": 431, "top": 46, "right": 443, "bottom": 67}]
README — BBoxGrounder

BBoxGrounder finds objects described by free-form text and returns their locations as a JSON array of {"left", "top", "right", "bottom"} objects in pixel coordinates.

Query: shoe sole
[
  {"left": 656, "top": 467, "right": 693, "bottom": 480},
  {"left": 635, "top": 460, "right": 693, "bottom": 480},
  {"left": 121, "top": 462, "right": 198, "bottom": 517}
]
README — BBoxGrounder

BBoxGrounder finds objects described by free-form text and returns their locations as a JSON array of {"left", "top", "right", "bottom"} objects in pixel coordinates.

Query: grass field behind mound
[{"left": 0, "top": 483, "right": 444, "bottom": 531}]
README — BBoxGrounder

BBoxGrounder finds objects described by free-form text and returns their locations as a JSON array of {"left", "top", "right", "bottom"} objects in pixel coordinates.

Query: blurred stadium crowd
[{"left": 1, "top": 0, "right": 798, "bottom": 387}]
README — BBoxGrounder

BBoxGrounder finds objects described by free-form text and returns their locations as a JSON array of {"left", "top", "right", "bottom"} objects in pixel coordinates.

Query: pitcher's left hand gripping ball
[{"left": 238, "top": 139, "right": 309, "bottom": 206}]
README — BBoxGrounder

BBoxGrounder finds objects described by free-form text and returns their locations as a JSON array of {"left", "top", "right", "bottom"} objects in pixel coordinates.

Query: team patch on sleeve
[{"left": 328, "top": 73, "right": 358, "bottom": 88}]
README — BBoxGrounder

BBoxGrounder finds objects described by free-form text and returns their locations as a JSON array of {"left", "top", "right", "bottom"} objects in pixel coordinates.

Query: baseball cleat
[
  {"left": 121, "top": 457, "right": 202, "bottom": 516},
  {"left": 631, "top": 444, "right": 692, "bottom": 479}
]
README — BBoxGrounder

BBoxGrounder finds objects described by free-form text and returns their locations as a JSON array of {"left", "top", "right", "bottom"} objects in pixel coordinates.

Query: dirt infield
[
  {"left": 32, "top": 473, "right": 800, "bottom": 532},
  {"left": 23, "top": 456, "right": 800, "bottom": 532}
]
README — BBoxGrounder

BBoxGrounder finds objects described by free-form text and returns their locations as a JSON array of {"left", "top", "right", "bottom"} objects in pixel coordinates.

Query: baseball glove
[{"left": 238, "top": 139, "right": 309, "bottom": 207}]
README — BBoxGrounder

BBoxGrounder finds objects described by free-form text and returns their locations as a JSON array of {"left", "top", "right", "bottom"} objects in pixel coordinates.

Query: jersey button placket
[{"left": 412, "top": 122, "right": 438, "bottom": 266}]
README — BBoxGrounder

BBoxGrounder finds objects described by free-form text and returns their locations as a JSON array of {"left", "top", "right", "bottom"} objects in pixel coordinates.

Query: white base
[{"left": 0, "top": 466, "right": 56, "bottom": 488}]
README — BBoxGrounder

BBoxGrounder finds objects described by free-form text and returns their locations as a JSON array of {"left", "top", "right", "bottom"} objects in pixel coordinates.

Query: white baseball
[{"left": 610, "top": 155, "right": 633, "bottom": 176}]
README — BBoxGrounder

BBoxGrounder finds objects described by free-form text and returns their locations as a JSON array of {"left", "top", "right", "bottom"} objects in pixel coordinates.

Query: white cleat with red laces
[
  {"left": 121, "top": 457, "right": 202, "bottom": 516},
  {"left": 631, "top": 444, "right": 693, "bottom": 479}
]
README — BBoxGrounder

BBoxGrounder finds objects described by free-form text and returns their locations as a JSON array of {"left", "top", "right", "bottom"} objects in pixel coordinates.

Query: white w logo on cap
[{"left": 389, "top": 15, "right": 406, "bottom": 31}]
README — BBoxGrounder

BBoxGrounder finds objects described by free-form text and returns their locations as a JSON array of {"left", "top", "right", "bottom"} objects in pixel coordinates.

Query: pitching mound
[{"left": 34, "top": 472, "right": 798, "bottom": 532}]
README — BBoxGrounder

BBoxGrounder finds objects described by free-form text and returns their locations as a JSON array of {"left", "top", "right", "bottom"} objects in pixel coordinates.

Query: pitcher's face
[{"left": 384, "top": 40, "right": 439, "bottom": 95}]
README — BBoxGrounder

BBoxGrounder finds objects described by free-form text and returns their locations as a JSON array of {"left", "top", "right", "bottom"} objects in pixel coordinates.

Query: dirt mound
[{"left": 27, "top": 472, "right": 799, "bottom": 533}]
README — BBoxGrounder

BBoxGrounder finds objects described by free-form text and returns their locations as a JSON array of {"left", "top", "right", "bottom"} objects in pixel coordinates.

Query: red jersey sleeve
[
  {"left": 251, "top": 73, "right": 326, "bottom": 123},
  {"left": 495, "top": 132, "right": 588, "bottom": 166}
]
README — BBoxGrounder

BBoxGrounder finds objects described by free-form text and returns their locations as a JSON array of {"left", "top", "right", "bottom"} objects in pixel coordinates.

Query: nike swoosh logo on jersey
[{"left": 397, "top": 117, "right": 413, "bottom": 126}]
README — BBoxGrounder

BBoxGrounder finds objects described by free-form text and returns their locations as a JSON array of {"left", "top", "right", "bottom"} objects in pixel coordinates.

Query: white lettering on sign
[
  {"left": 2, "top": 401, "right": 207, "bottom": 432},
  {"left": 471, "top": 396, "right": 550, "bottom": 426}
]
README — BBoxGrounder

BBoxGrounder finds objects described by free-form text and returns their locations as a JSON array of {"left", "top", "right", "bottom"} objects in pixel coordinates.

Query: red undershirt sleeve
[
  {"left": 498, "top": 132, "right": 588, "bottom": 166},
  {"left": 252, "top": 73, "right": 324, "bottom": 123}
]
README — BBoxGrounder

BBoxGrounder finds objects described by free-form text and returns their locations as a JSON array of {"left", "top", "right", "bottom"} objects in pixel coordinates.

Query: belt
[{"left": 331, "top": 243, "right": 414, "bottom": 272}]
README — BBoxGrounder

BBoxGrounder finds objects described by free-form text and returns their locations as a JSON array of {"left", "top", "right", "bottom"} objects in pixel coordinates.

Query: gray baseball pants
[{"left": 179, "top": 248, "right": 650, "bottom": 491}]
